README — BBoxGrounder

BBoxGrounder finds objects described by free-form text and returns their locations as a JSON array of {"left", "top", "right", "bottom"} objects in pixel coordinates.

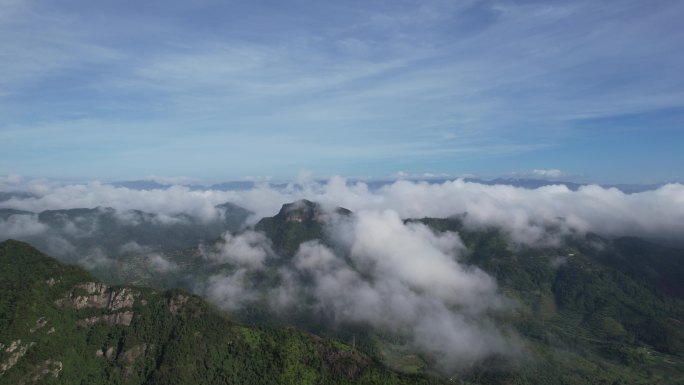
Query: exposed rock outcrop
[
  {"left": 56, "top": 283, "right": 137, "bottom": 328},
  {"left": 77, "top": 311, "right": 134, "bottom": 327},
  {"left": 168, "top": 294, "right": 189, "bottom": 314},
  {"left": 4, "top": 339, "right": 21, "bottom": 353},
  {"left": 29, "top": 317, "right": 48, "bottom": 333},
  {"left": 105, "top": 346, "right": 116, "bottom": 360},
  {"left": 95, "top": 344, "right": 149, "bottom": 378},
  {"left": 95, "top": 343, "right": 148, "bottom": 362},
  {"left": 20, "top": 359, "right": 62, "bottom": 384},
  {"left": 56, "top": 282, "right": 135, "bottom": 310},
  {"left": 0, "top": 340, "right": 35, "bottom": 374},
  {"left": 119, "top": 344, "right": 148, "bottom": 365}
]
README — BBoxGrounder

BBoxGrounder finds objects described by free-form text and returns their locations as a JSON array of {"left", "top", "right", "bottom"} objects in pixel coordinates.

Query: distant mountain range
[
  {"left": 108, "top": 180, "right": 289, "bottom": 191},
  {"left": 0, "top": 191, "right": 38, "bottom": 202},
  {"left": 0, "top": 203, "right": 252, "bottom": 263},
  {"left": 103, "top": 178, "right": 670, "bottom": 194},
  {"left": 363, "top": 177, "right": 667, "bottom": 193}
]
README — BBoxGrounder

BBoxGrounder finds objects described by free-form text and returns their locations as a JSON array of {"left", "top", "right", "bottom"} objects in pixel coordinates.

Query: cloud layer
[
  {"left": 2, "top": 176, "right": 684, "bottom": 243},
  {"left": 203, "top": 209, "right": 516, "bottom": 370},
  {"left": 2, "top": 175, "right": 683, "bottom": 370}
]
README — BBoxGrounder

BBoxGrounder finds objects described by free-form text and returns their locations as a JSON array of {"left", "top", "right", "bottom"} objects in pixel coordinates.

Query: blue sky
[{"left": 1, "top": 0, "right": 682, "bottom": 184}]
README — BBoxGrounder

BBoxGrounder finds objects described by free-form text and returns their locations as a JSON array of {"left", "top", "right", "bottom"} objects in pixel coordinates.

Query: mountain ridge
[
  {"left": 0, "top": 239, "right": 442, "bottom": 385},
  {"left": 2, "top": 198, "right": 684, "bottom": 384}
]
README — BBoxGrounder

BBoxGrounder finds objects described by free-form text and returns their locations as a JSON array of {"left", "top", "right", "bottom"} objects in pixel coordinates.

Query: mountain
[
  {"left": 482, "top": 178, "right": 665, "bottom": 193},
  {"left": 201, "top": 202, "right": 684, "bottom": 383},
  {"left": 0, "top": 203, "right": 252, "bottom": 261},
  {"left": 209, "top": 181, "right": 291, "bottom": 191},
  {"left": 0, "top": 209, "right": 33, "bottom": 220},
  {"left": 240, "top": 204, "right": 684, "bottom": 383},
  {"left": 102, "top": 177, "right": 669, "bottom": 194},
  {"left": 109, "top": 180, "right": 173, "bottom": 190},
  {"left": 4, "top": 199, "right": 683, "bottom": 384},
  {"left": 209, "top": 181, "right": 258, "bottom": 191},
  {"left": 0, "top": 240, "right": 442, "bottom": 385},
  {"left": 416, "top": 216, "right": 684, "bottom": 383},
  {"left": 357, "top": 177, "right": 665, "bottom": 193},
  {"left": 255, "top": 199, "right": 351, "bottom": 258},
  {"left": 484, "top": 177, "right": 584, "bottom": 190},
  {"left": 0, "top": 192, "right": 37, "bottom": 203}
]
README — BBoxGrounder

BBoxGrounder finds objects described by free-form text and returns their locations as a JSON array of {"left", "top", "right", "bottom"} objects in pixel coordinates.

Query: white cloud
[
  {"left": 341, "top": 210, "right": 494, "bottom": 307},
  {"left": 0, "top": 174, "right": 22, "bottom": 187},
  {"left": 44, "top": 235, "right": 76, "bottom": 257},
  {"left": 3, "top": 175, "right": 683, "bottom": 371},
  {"left": 310, "top": 177, "right": 684, "bottom": 244},
  {"left": 532, "top": 169, "right": 563, "bottom": 179},
  {"left": 199, "top": 208, "right": 519, "bottom": 369},
  {"left": 201, "top": 230, "right": 272, "bottom": 268},
  {"left": 0, "top": 213, "right": 48, "bottom": 239},
  {"left": 277, "top": 211, "right": 514, "bottom": 370},
  {"left": 77, "top": 247, "right": 115, "bottom": 270},
  {"left": 205, "top": 269, "right": 257, "bottom": 311},
  {"left": 2, "top": 177, "right": 683, "bottom": 244},
  {"left": 119, "top": 241, "right": 150, "bottom": 254},
  {"left": 147, "top": 253, "right": 177, "bottom": 273},
  {"left": 0, "top": 182, "right": 233, "bottom": 222}
]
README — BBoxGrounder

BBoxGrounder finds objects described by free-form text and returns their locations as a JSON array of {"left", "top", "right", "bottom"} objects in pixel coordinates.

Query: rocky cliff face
[
  {"left": 77, "top": 311, "right": 135, "bottom": 327},
  {"left": 56, "top": 282, "right": 136, "bottom": 310},
  {"left": 54, "top": 281, "right": 138, "bottom": 327},
  {"left": 1, "top": 280, "right": 141, "bottom": 380},
  {"left": 0, "top": 340, "right": 35, "bottom": 374},
  {"left": 96, "top": 343, "right": 150, "bottom": 377}
]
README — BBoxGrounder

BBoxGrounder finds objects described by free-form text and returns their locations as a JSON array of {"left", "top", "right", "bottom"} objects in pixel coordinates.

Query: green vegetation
[
  {"left": 5, "top": 200, "right": 683, "bottom": 385},
  {"left": 0, "top": 240, "right": 442, "bottom": 385},
  {"left": 417, "top": 217, "right": 684, "bottom": 384},
  {"left": 255, "top": 199, "right": 350, "bottom": 258},
  {"left": 1, "top": 203, "right": 252, "bottom": 264}
]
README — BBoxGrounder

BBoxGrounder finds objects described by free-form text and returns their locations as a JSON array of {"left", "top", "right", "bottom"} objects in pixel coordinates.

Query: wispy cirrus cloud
[{"left": 1, "top": 1, "right": 683, "bottom": 180}]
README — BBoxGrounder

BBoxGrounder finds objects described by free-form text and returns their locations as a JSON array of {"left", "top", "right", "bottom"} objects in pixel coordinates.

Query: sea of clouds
[
  {"left": 2, "top": 175, "right": 683, "bottom": 243},
  {"left": 1, "top": 174, "right": 683, "bottom": 370}
]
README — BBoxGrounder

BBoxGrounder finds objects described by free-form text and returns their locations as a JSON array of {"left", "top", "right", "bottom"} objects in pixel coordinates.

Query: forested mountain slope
[{"left": 0, "top": 240, "right": 442, "bottom": 385}]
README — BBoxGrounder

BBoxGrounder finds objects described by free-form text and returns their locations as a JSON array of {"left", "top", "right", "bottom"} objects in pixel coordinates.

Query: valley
[{"left": 2, "top": 197, "right": 683, "bottom": 384}]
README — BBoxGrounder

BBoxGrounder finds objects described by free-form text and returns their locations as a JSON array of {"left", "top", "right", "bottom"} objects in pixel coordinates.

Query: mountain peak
[
  {"left": 253, "top": 200, "right": 351, "bottom": 257},
  {"left": 279, "top": 199, "right": 319, "bottom": 223},
  {"left": 277, "top": 199, "right": 351, "bottom": 223}
]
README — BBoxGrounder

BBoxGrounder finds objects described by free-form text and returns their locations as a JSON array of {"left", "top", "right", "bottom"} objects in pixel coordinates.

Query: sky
[{"left": 1, "top": 0, "right": 683, "bottom": 184}]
